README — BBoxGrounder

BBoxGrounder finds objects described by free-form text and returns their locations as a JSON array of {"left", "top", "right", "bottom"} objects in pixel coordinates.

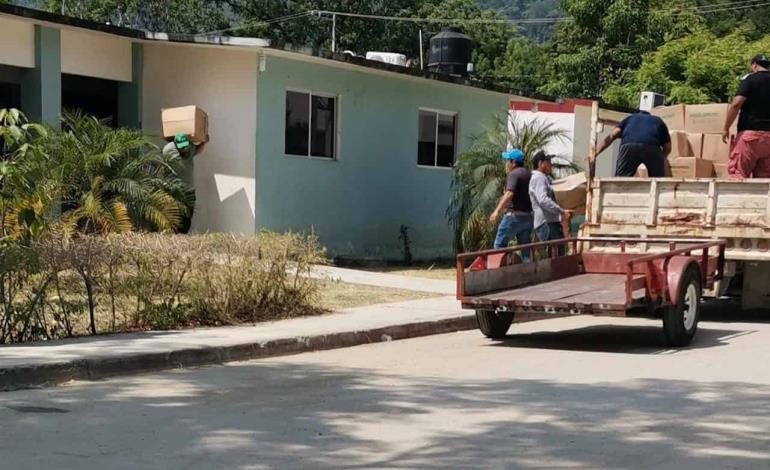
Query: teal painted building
[
  {"left": 255, "top": 54, "right": 519, "bottom": 260},
  {"left": 0, "top": 4, "right": 537, "bottom": 261}
]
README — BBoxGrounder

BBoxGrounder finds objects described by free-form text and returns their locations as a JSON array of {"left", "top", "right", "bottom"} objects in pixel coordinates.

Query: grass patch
[
  {"left": 360, "top": 263, "right": 457, "bottom": 281},
  {"left": 318, "top": 280, "right": 439, "bottom": 311}
]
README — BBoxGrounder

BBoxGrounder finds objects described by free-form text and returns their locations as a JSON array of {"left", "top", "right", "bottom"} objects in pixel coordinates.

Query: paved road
[{"left": 2, "top": 312, "right": 770, "bottom": 469}]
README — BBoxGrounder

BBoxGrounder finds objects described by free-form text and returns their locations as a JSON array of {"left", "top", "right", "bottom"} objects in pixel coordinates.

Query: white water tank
[
  {"left": 639, "top": 91, "right": 665, "bottom": 111},
  {"left": 366, "top": 52, "right": 408, "bottom": 67}
]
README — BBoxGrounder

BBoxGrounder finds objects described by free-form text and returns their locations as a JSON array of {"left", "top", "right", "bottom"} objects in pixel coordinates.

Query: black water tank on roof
[{"left": 428, "top": 29, "right": 472, "bottom": 77}]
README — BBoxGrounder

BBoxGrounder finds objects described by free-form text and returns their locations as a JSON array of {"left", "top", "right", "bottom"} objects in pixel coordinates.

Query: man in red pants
[{"left": 723, "top": 54, "right": 770, "bottom": 178}]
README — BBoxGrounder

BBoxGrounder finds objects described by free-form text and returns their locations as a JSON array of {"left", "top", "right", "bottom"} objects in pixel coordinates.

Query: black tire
[
  {"left": 476, "top": 310, "right": 514, "bottom": 339},
  {"left": 662, "top": 265, "right": 702, "bottom": 347}
]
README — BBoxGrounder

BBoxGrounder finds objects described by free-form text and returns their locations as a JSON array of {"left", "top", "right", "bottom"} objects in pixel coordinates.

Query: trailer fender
[{"left": 666, "top": 257, "right": 701, "bottom": 306}]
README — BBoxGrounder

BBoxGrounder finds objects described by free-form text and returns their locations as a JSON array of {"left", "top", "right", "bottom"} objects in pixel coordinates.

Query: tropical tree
[
  {"left": 0, "top": 108, "right": 56, "bottom": 242},
  {"left": 49, "top": 111, "right": 194, "bottom": 235},
  {"left": 540, "top": 0, "right": 703, "bottom": 100},
  {"left": 43, "top": 0, "right": 229, "bottom": 33},
  {"left": 447, "top": 114, "right": 574, "bottom": 252},
  {"left": 604, "top": 31, "right": 770, "bottom": 107}
]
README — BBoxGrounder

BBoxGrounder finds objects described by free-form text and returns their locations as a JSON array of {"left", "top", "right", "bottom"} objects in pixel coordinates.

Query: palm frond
[{"left": 46, "top": 111, "right": 194, "bottom": 234}]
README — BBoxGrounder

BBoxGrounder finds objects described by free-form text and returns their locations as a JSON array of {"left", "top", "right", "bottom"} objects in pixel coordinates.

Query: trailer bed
[
  {"left": 475, "top": 273, "right": 642, "bottom": 310},
  {"left": 457, "top": 237, "right": 727, "bottom": 346},
  {"left": 458, "top": 237, "right": 725, "bottom": 317}
]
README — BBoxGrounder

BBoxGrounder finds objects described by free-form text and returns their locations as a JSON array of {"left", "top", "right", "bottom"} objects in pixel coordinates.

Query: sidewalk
[
  {"left": 0, "top": 296, "right": 474, "bottom": 391},
  {"left": 308, "top": 265, "right": 455, "bottom": 295}
]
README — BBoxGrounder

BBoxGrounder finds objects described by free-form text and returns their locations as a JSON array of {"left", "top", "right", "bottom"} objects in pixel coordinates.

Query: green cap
[{"left": 174, "top": 133, "right": 191, "bottom": 150}]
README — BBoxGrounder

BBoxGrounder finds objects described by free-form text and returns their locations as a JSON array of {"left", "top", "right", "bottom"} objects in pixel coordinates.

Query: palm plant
[
  {"left": 447, "top": 113, "right": 578, "bottom": 253},
  {"left": 49, "top": 111, "right": 194, "bottom": 235},
  {"left": 0, "top": 109, "right": 56, "bottom": 242}
]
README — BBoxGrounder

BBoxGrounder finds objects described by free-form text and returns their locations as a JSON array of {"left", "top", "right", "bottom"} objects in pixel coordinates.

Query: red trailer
[{"left": 456, "top": 237, "right": 726, "bottom": 346}]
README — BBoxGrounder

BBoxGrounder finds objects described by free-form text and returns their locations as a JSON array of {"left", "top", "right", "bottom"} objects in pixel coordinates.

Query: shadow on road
[
  {"left": 2, "top": 358, "right": 769, "bottom": 469},
  {"left": 489, "top": 323, "right": 750, "bottom": 354},
  {"left": 700, "top": 299, "right": 770, "bottom": 323}
]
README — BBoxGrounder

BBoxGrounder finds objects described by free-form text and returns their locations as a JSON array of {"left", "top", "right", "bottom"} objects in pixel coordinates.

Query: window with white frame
[
  {"left": 285, "top": 90, "right": 337, "bottom": 159},
  {"left": 418, "top": 109, "right": 457, "bottom": 167}
]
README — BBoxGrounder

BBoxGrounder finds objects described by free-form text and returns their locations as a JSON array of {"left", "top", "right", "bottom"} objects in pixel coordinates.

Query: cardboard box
[
  {"left": 684, "top": 104, "right": 733, "bottom": 134},
  {"left": 553, "top": 172, "right": 587, "bottom": 215},
  {"left": 652, "top": 104, "right": 685, "bottom": 131},
  {"left": 669, "top": 158, "right": 714, "bottom": 178},
  {"left": 687, "top": 133, "right": 704, "bottom": 158},
  {"left": 161, "top": 105, "right": 209, "bottom": 144},
  {"left": 701, "top": 133, "right": 730, "bottom": 162},
  {"left": 669, "top": 131, "right": 693, "bottom": 158},
  {"left": 714, "top": 163, "right": 729, "bottom": 178}
]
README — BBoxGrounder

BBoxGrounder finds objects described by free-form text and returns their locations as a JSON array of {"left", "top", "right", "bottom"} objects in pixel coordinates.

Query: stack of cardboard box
[{"left": 650, "top": 104, "right": 734, "bottom": 178}]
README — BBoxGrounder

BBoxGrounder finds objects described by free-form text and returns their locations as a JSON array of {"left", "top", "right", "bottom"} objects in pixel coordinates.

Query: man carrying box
[
  {"left": 591, "top": 110, "right": 672, "bottom": 177},
  {"left": 162, "top": 133, "right": 206, "bottom": 233},
  {"left": 723, "top": 54, "right": 770, "bottom": 178}
]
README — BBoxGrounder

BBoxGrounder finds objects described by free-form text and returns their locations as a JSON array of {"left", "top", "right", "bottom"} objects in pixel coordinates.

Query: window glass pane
[
  {"left": 285, "top": 91, "right": 309, "bottom": 156},
  {"left": 310, "top": 95, "right": 336, "bottom": 158},
  {"left": 418, "top": 110, "right": 437, "bottom": 166},
  {"left": 436, "top": 113, "right": 456, "bottom": 167}
]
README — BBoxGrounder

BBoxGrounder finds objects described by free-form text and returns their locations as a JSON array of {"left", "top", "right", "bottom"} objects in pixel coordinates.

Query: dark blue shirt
[{"left": 617, "top": 112, "right": 671, "bottom": 147}]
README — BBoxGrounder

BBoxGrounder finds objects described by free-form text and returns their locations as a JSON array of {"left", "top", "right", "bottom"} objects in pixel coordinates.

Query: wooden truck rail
[
  {"left": 457, "top": 237, "right": 726, "bottom": 346},
  {"left": 583, "top": 177, "right": 770, "bottom": 261}
]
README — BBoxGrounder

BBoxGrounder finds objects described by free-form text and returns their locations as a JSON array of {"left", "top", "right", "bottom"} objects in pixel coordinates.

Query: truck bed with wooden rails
[{"left": 582, "top": 177, "right": 770, "bottom": 309}]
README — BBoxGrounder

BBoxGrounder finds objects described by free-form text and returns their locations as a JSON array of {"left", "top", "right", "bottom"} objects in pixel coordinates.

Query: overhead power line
[
  {"left": 195, "top": 11, "right": 311, "bottom": 36},
  {"left": 691, "top": 0, "right": 770, "bottom": 14},
  {"left": 195, "top": 0, "right": 770, "bottom": 38},
  {"left": 310, "top": 10, "right": 566, "bottom": 25}
]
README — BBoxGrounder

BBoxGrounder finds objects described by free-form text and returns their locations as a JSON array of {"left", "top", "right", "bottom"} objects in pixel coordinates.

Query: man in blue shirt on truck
[{"left": 591, "top": 110, "right": 672, "bottom": 177}]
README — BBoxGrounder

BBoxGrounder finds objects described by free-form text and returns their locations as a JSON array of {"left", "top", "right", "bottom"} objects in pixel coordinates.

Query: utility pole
[
  {"left": 419, "top": 30, "right": 424, "bottom": 70},
  {"left": 331, "top": 13, "right": 337, "bottom": 53}
]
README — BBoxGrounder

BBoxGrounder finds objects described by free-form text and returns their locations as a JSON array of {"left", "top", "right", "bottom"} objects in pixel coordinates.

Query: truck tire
[
  {"left": 662, "top": 265, "right": 701, "bottom": 347},
  {"left": 476, "top": 310, "right": 514, "bottom": 339}
]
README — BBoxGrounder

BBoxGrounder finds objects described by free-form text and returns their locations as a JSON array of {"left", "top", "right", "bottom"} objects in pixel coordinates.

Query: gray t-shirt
[
  {"left": 162, "top": 141, "right": 195, "bottom": 160},
  {"left": 528, "top": 170, "right": 563, "bottom": 228},
  {"left": 162, "top": 141, "right": 195, "bottom": 187}
]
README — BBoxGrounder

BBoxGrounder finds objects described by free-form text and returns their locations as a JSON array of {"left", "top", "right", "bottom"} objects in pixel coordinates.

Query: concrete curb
[{"left": 0, "top": 315, "right": 477, "bottom": 392}]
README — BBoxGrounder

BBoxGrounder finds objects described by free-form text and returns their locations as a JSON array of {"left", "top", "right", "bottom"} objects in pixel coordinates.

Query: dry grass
[
  {"left": 317, "top": 280, "right": 439, "bottom": 311},
  {"left": 360, "top": 264, "right": 457, "bottom": 281},
  {"left": 0, "top": 232, "right": 327, "bottom": 344}
]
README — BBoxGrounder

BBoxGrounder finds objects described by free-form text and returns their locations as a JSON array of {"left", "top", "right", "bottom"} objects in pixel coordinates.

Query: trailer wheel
[
  {"left": 662, "top": 266, "right": 702, "bottom": 347},
  {"left": 476, "top": 310, "right": 514, "bottom": 339}
]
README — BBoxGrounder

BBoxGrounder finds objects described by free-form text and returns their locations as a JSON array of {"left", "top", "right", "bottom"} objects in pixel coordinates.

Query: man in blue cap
[{"left": 489, "top": 148, "right": 533, "bottom": 251}]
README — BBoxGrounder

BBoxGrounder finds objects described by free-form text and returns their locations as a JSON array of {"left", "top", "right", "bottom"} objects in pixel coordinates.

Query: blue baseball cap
[{"left": 501, "top": 148, "right": 524, "bottom": 164}]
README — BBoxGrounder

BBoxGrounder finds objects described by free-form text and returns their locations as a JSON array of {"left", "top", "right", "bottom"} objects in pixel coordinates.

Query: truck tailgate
[{"left": 584, "top": 178, "right": 770, "bottom": 260}]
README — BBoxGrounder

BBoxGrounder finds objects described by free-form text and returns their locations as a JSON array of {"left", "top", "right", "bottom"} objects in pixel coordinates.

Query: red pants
[{"left": 728, "top": 130, "right": 770, "bottom": 178}]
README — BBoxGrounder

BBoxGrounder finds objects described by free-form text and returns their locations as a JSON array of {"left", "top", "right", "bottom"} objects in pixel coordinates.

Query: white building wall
[
  {"left": 142, "top": 43, "right": 258, "bottom": 235},
  {"left": 508, "top": 110, "right": 575, "bottom": 160},
  {"left": 61, "top": 29, "right": 132, "bottom": 81},
  {"left": 0, "top": 16, "right": 35, "bottom": 69}
]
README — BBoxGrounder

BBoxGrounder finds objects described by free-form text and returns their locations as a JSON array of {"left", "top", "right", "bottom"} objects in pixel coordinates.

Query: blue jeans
[
  {"left": 494, "top": 213, "right": 534, "bottom": 250},
  {"left": 535, "top": 222, "right": 565, "bottom": 256}
]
